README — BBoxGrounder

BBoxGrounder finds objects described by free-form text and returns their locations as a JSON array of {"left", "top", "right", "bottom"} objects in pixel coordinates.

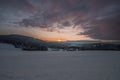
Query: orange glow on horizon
[
  {"left": 41, "top": 38, "right": 67, "bottom": 42},
  {"left": 57, "top": 39, "right": 64, "bottom": 42}
]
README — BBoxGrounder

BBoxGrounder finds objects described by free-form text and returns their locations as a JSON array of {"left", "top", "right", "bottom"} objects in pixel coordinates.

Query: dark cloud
[
  {"left": 62, "top": 21, "right": 71, "bottom": 27},
  {"left": 19, "top": 0, "right": 90, "bottom": 28},
  {"left": 78, "top": 12, "right": 120, "bottom": 40},
  {"left": 78, "top": 2, "right": 120, "bottom": 40},
  {"left": 0, "top": 0, "right": 35, "bottom": 25},
  {"left": 0, "top": 0, "right": 120, "bottom": 40}
]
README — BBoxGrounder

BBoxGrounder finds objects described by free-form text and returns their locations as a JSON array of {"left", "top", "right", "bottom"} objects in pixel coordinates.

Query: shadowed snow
[{"left": 0, "top": 49, "right": 120, "bottom": 80}]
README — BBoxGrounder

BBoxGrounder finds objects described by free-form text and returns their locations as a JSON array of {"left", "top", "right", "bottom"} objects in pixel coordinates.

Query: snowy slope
[
  {"left": 0, "top": 43, "right": 20, "bottom": 50},
  {"left": 0, "top": 50, "right": 120, "bottom": 80}
]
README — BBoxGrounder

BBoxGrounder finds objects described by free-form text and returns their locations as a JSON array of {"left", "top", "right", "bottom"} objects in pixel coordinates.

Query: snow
[
  {"left": 0, "top": 43, "right": 20, "bottom": 51},
  {"left": 0, "top": 44, "right": 120, "bottom": 80},
  {"left": 0, "top": 44, "right": 15, "bottom": 49}
]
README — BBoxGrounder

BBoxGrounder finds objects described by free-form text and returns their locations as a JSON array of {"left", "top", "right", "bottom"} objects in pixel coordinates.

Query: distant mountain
[
  {"left": 0, "top": 34, "right": 45, "bottom": 44},
  {"left": 67, "top": 40, "right": 101, "bottom": 43},
  {"left": 0, "top": 35, "right": 120, "bottom": 51},
  {"left": 64, "top": 40, "right": 120, "bottom": 46},
  {"left": 62, "top": 40, "right": 120, "bottom": 51},
  {"left": 46, "top": 42, "right": 68, "bottom": 49},
  {"left": 0, "top": 34, "right": 48, "bottom": 51},
  {"left": 0, "top": 34, "right": 67, "bottom": 50}
]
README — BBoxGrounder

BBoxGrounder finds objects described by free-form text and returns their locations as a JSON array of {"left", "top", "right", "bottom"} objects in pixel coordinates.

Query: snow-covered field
[{"left": 0, "top": 44, "right": 120, "bottom": 80}]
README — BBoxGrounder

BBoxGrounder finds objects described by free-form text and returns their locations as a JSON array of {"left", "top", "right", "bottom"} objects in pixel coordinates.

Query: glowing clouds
[{"left": 0, "top": 0, "right": 120, "bottom": 41}]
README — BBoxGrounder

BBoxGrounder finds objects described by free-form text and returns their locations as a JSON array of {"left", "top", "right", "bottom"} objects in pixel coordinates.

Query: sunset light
[
  {"left": 0, "top": 0, "right": 119, "bottom": 42},
  {"left": 57, "top": 39, "right": 66, "bottom": 42},
  {"left": 58, "top": 39, "right": 62, "bottom": 42},
  {"left": 41, "top": 37, "right": 67, "bottom": 42}
]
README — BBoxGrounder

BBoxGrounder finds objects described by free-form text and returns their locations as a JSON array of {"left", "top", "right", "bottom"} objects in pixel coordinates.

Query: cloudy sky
[{"left": 0, "top": 0, "right": 120, "bottom": 42}]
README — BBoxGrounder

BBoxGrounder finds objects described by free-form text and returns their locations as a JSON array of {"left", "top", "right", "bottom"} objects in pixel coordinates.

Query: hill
[{"left": 0, "top": 34, "right": 48, "bottom": 51}]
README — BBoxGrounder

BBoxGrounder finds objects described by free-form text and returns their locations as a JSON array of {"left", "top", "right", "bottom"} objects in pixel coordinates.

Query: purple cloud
[{"left": 0, "top": 0, "right": 120, "bottom": 40}]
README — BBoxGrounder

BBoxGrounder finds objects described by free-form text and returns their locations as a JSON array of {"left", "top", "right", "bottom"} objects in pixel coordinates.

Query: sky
[{"left": 0, "top": 0, "right": 120, "bottom": 42}]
